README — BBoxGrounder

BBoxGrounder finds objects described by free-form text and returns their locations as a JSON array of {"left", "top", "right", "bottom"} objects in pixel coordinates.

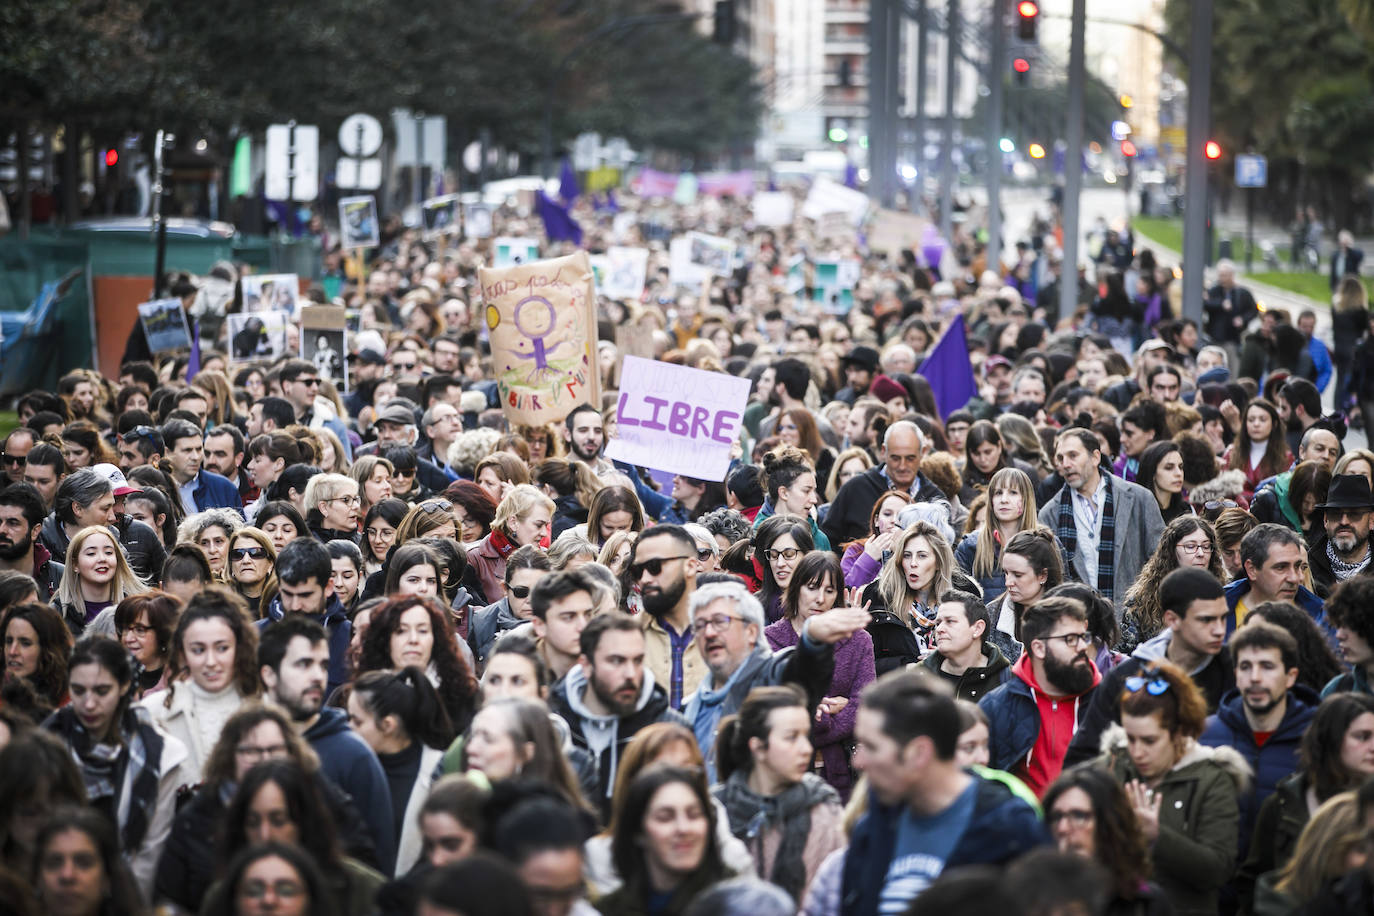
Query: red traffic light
[
  {"left": 1018, "top": 1, "right": 1038, "bottom": 17},
  {"left": 1013, "top": 57, "right": 1031, "bottom": 73},
  {"left": 1204, "top": 140, "right": 1222, "bottom": 160},
  {"left": 104, "top": 149, "right": 119, "bottom": 167},
  {"left": 1121, "top": 140, "right": 1137, "bottom": 157}
]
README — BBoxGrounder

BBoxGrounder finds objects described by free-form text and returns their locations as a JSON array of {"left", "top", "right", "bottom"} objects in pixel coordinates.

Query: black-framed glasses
[
  {"left": 419, "top": 499, "right": 453, "bottom": 514},
  {"left": 629, "top": 555, "right": 693, "bottom": 578},
  {"left": 1125, "top": 672, "right": 1171, "bottom": 695},
  {"left": 1047, "top": 808, "right": 1093, "bottom": 827},
  {"left": 1042, "top": 631, "right": 1091, "bottom": 649},
  {"left": 328, "top": 495, "right": 361, "bottom": 506},
  {"left": 119, "top": 623, "right": 154, "bottom": 638},
  {"left": 510, "top": 585, "right": 532, "bottom": 599},
  {"left": 765, "top": 547, "right": 802, "bottom": 563},
  {"left": 229, "top": 547, "right": 269, "bottom": 561}
]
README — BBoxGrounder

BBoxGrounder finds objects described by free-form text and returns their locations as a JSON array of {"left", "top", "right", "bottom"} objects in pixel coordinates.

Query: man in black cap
[
  {"left": 835, "top": 345, "right": 880, "bottom": 405},
  {"left": 343, "top": 348, "right": 387, "bottom": 416},
  {"left": 1308, "top": 475, "right": 1374, "bottom": 597}
]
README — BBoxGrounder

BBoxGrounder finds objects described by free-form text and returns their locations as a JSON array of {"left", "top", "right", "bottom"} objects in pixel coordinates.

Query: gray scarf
[{"left": 715, "top": 770, "right": 838, "bottom": 900}]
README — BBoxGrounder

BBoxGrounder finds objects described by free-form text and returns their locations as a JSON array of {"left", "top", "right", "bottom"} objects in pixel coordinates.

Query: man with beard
[
  {"left": 629, "top": 525, "right": 706, "bottom": 709},
  {"left": 259, "top": 614, "right": 396, "bottom": 875},
  {"left": 1307, "top": 475, "right": 1374, "bottom": 597},
  {"left": 202, "top": 425, "right": 252, "bottom": 506},
  {"left": 563, "top": 403, "right": 614, "bottom": 477},
  {"left": 0, "top": 483, "right": 63, "bottom": 601},
  {"left": 1065, "top": 567, "right": 1233, "bottom": 767},
  {"left": 1200, "top": 621, "right": 1314, "bottom": 860},
  {"left": 1225, "top": 523, "right": 1333, "bottom": 643},
  {"left": 548, "top": 613, "right": 686, "bottom": 820},
  {"left": 978, "top": 596, "right": 1102, "bottom": 795}
]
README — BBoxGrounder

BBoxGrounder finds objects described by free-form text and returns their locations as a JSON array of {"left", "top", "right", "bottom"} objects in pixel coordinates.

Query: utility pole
[
  {"left": 1058, "top": 0, "right": 1085, "bottom": 324},
  {"left": 885, "top": 0, "right": 901, "bottom": 207},
  {"left": 986, "top": 0, "right": 1007, "bottom": 273},
  {"left": 938, "top": 0, "right": 959, "bottom": 242},
  {"left": 912, "top": 0, "right": 928, "bottom": 213},
  {"left": 868, "top": 0, "right": 891, "bottom": 206},
  {"left": 1181, "top": 0, "right": 1213, "bottom": 325}
]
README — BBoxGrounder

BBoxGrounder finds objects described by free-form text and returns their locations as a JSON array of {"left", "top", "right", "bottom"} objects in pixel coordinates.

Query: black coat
[
  {"left": 821, "top": 466, "right": 947, "bottom": 552},
  {"left": 550, "top": 495, "right": 588, "bottom": 541},
  {"left": 1203, "top": 283, "right": 1258, "bottom": 344}
]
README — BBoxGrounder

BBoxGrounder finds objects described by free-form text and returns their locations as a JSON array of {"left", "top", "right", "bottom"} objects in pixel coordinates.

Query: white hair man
[{"left": 823, "top": 420, "right": 946, "bottom": 547}]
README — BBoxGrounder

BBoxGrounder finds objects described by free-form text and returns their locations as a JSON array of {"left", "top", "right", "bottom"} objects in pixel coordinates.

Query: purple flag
[
  {"left": 187, "top": 319, "right": 201, "bottom": 381},
  {"left": 844, "top": 161, "right": 859, "bottom": 189},
  {"left": 605, "top": 189, "right": 619, "bottom": 213},
  {"left": 559, "top": 158, "right": 580, "bottom": 204},
  {"left": 917, "top": 313, "right": 977, "bottom": 419},
  {"left": 536, "top": 190, "right": 583, "bottom": 246}
]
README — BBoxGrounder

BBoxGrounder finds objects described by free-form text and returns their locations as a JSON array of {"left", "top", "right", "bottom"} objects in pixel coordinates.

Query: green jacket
[
  {"left": 1238, "top": 771, "right": 1312, "bottom": 913},
  {"left": 1101, "top": 725, "right": 1251, "bottom": 916}
]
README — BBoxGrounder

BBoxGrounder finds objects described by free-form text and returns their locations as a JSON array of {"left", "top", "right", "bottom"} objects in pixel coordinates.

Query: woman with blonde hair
[
  {"left": 394, "top": 497, "right": 462, "bottom": 545},
  {"left": 1333, "top": 447, "right": 1374, "bottom": 488},
  {"left": 954, "top": 467, "right": 1041, "bottom": 603},
  {"left": 598, "top": 530, "right": 638, "bottom": 579},
  {"left": 54, "top": 526, "right": 150, "bottom": 636},
  {"left": 466, "top": 484, "right": 554, "bottom": 604},
  {"left": 314, "top": 425, "right": 350, "bottom": 473},
  {"left": 823, "top": 446, "right": 873, "bottom": 503},
  {"left": 351, "top": 454, "right": 395, "bottom": 517},
  {"left": 226, "top": 526, "right": 278, "bottom": 617},
  {"left": 1255, "top": 791, "right": 1365, "bottom": 913},
  {"left": 864, "top": 520, "right": 955, "bottom": 673},
  {"left": 189, "top": 369, "right": 236, "bottom": 427},
  {"left": 304, "top": 472, "right": 361, "bottom": 544}
]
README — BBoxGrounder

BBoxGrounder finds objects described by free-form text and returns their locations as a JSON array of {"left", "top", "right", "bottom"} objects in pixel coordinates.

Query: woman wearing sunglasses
[
  {"left": 226, "top": 527, "right": 278, "bottom": 618},
  {"left": 304, "top": 473, "right": 362, "bottom": 545},
  {"left": 382, "top": 445, "right": 432, "bottom": 504},
  {"left": 1101, "top": 658, "right": 1247, "bottom": 916}
]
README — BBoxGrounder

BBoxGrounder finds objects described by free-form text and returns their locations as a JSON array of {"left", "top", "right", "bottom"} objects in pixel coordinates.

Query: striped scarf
[{"left": 1056, "top": 475, "right": 1117, "bottom": 600}]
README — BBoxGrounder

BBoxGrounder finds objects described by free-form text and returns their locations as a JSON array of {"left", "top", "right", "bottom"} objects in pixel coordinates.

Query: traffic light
[
  {"left": 104, "top": 148, "right": 119, "bottom": 167},
  {"left": 1204, "top": 140, "right": 1222, "bottom": 160},
  {"left": 1017, "top": 1, "right": 1038, "bottom": 41},
  {"left": 1028, "top": 143, "right": 1046, "bottom": 159},
  {"left": 1012, "top": 56, "right": 1030, "bottom": 86},
  {"left": 1121, "top": 139, "right": 1137, "bottom": 158},
  {"left": 713, "top": 0, "right": 736, "bottom": 45}
]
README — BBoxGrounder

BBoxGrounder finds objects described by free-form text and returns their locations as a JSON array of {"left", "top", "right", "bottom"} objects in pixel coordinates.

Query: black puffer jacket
[{"left": 861, "top": 568, "right": 983, "bottom": 674}]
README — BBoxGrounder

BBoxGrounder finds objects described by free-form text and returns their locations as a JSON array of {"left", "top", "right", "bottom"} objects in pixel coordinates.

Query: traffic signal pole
[
  {"left": 1058, "top": 0, "right": 1085, "bottom": 325},
  {"left": 912, "top": 0, "right": 928, "bottom": 214},
  {"left": 1181, "top": 0, "right": 1213, "bottom": 325},
  {"left": 938, "top": 0, "right": 959, "bottom": 244},
  {"left": 985, "top": 0, "right": 1007, "bottom": 273}
]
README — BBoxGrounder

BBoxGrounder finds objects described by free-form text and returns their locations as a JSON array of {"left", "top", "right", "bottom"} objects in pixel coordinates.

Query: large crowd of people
[{"left": 1, "top": 187, "right": 1373, "bottom": 916}]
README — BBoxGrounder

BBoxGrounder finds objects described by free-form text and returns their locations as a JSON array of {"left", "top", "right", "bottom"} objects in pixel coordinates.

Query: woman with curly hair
[
  {"left": 1120, "top": 516, "right": 1226, "bottom": 653},
  {"left": 59, "top": 420, "right": 117, "bottom": 470},
  {"left": 516, "top": 423, "right": 562, "bottom": 463},
  {"left": 2, "top": 602, "right": 72, "bottom": 710},
  {"left": 359, "top": 595, "right": 479, "bottom": 734},
  {"left": 176, "top": 507, "right": 245, "bottom": 581}
]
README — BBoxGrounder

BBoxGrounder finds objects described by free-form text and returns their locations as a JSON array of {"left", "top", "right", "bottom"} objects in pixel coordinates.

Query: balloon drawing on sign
[{"left": 511, "top": 296, "right": 566, "bottom": 383}]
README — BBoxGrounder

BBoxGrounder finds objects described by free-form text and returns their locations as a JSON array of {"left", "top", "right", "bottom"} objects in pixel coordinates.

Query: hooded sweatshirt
[
  {"left": 1011, "top": 652, "right": 1101, "bottom": 796},
  {"left": 550, "top": 664, "right": 687, "bottom": 818}
]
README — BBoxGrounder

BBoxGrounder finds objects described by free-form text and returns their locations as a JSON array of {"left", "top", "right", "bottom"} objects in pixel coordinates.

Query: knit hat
[{"left": 869, "top": 374, "right": 909, "bottom": 403}]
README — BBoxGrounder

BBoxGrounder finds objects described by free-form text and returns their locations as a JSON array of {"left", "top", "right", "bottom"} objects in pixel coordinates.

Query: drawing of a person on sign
[{"left": 507, "top": 295, "right": 569, "bottom": 385}]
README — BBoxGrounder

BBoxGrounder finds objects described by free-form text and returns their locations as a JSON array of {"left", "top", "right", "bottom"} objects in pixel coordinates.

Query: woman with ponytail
[
  {"left": 345, "top": 665, "right": 455, "bottom": 876},
  {"left": 711, "top": 685, "right": 845, "bottom": 902}
]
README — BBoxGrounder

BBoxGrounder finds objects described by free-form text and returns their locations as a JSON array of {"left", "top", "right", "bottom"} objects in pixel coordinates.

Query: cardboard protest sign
[
  {"left": 753, "top": 191, "right": 794, "bottom": 227},
  {"left": 479, "top": 250, "right": 600, "bottom": 426},
  {"left": 241, "top": 273, "right": 300, "bottom": 315},
  {"left": 801, "top": 177, "right": 870, "bottom": 226},
  {"left": 227, "top": 311, "right": 290, "bottom": 363},
  {"left": 812, "top": 258, "right": 859, "bottom": 313},
  {"left": 869, "top": 208, "right": 930, "bottom": 257},
  {"left": 138, "top": 299, "right": 191, "bottom": 354},
  {"left": 464, "top": 203, "right": 493, "bottom": 239},
  {"left": 668, "top": 237, "right": 708, "bottom": 289},
  {"left": 815, "top": 211, "right": 856, "bottom": 243},
  {"left": 301, "top": 306, "right": 348, "bottom": 391},
  {"left": 339, "top": 196, "right": 380, "bottom": 249},
  {"left": 591, "top": 247, "right": 649, "bottom": 301},
  {"left": 494, "top": 238, "right": 541, "bottom": 268},
  {"left": 686, "top": 231, "right": 735, "bottom": 276},
  {"left": 605, "top": 355, "right": 750, "bottom": 482},
  {"left": 421, "top": 194, "right": 460, "bottom": 237}
]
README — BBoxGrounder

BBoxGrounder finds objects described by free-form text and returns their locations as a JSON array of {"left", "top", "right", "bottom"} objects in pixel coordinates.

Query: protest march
[{"left": 3, "top": 157, "right": 1374, "bottom": 916}]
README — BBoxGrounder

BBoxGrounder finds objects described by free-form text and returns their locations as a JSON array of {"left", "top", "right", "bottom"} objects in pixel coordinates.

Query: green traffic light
[{"left": 828, "top": 128, "right": 848, "bottom": 143}]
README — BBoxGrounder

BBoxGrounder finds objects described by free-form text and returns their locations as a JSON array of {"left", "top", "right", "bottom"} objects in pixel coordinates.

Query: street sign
[
  {"left": 339, "top": 113, "right": 383, "bottom": 157},
  {"left": 1235, "top": 154, "right": 1268, "bottom": 188},
  {"left": 264, "top": 124, "right": 319, "bottom": 202},
  {"left": 336, "top": 157, "right": 382, "bottom": 191}
]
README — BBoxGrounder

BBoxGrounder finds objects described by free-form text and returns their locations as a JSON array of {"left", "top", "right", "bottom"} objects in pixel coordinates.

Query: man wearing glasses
[
  {"left": 979, "top": 595, "right": 1103, "bottom": 796},
  {"left": 1, "top": 428, "right": 36, "bottom": 485},
  {"left": 1064, "top": 568, "right": 1232, "bottom": 768},
  {"left": 1307, "top": 475, "right": 1374, "bottom": 597},
  {"left": 630, "top": 525, "right": 707, "bottom": 710}
]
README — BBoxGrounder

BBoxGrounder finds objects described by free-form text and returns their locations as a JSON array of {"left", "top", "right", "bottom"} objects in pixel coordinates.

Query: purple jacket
[
  {"left": 765, "top": 616, "right": 875, "bottom": 800},
  {"left": 841, "top": 542, "right": 882, "bottom": 589}
]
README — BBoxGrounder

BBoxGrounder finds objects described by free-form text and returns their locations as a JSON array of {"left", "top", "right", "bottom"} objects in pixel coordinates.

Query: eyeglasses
[
  {"left": 765, "top": 547, "right": 802, "bottom": 563},
  {"left": 234, "top": 743, "right": 287, "bottom": 760},
  {"left": 392, "top": 361, "right": 418, "bottom": 371},
  {"left": 697, "top": 548, "right": 715, "bottom": 561},
  {"left": 419, "top": 499, "right": 453, "bottom": 514},
  {"left": 328, "top": 495, "right": 361, "bottom": 506},
  {"left": 510, "top": 585, "right": 532, "bottom": 599},
  {"left": 1047, "top": 808, "right": 1093, "bottom": 827},
  {"left": 1177, "top": 541, "right": 1213, "bottom": 555},
  {"left": 239, "top": 879, "right": 304, "bottom": 900},
  {"left": 1042, "top": 631, "right": 1091, "bottom": 649},
  {"left": 229, "top": 547, "right": 269, "bottom": 561},
  {"left": 629, "top": 555, "right": 693, "bottom": 578},
  {"left": 1125, "top": 672, "right": 1171, "bottom": 695},
  {"left": 691, "top": 613, "right": 742, "bottom": 635},
  {"left": 365, "top": 527, "right": 394, "bottom": 539},
  {"left": 119, "top": 624, "right": 154, "bottom": 638},
  {"left": 393, "top": 467, "right": 416, "bottom": 478}
]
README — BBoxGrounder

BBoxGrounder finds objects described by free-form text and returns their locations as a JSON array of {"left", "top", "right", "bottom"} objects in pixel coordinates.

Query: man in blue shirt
[
  {"left": 161, "top": 419, "right": 243, "bottom": 514},
  {"left": 842, "top": 670, "right": 1049, "bottom": 916}
]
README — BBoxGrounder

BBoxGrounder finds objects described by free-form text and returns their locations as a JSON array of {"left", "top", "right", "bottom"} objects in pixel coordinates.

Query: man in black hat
[
  {"left": 1308, "top": 475, "right": 1374, "bottom": 597},
  {"left": 835, "top": 345, "right": 880, "bottom": 405},
  {"left": 343, "top": 348, "right": 387, "bottom": 416}
]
